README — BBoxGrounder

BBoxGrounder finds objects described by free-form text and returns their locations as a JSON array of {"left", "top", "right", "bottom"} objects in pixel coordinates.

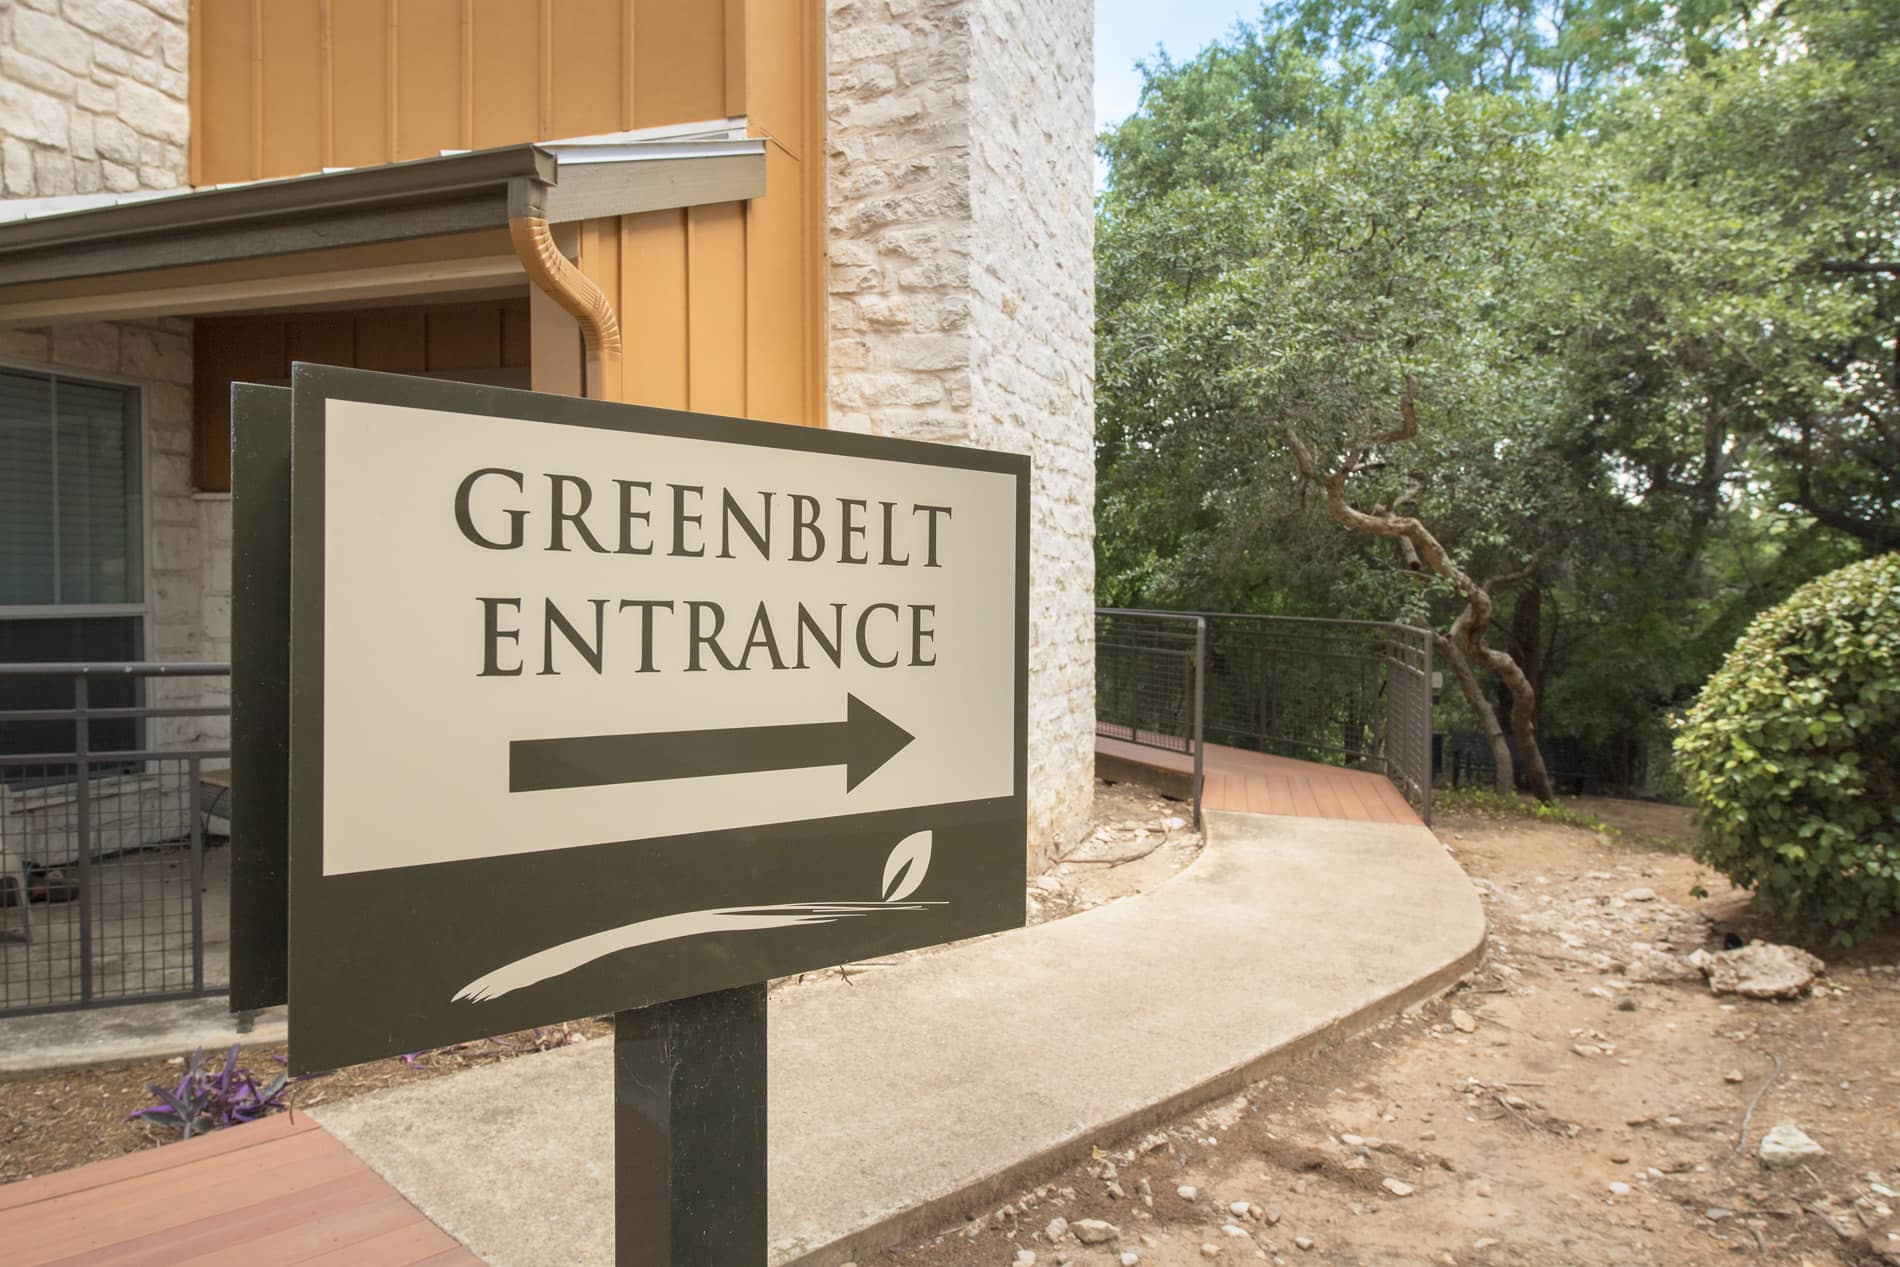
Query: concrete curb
[
  {"left": 0, "top": 998, "right": 286, "bottom": 1074},
  {"left": 782, "top": 812, "right": 1485, "bottom": 1267}
]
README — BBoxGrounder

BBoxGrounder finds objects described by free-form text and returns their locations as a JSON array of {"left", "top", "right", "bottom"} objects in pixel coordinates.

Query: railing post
[
  {"left": 73, "top": 673, "right": 92, "bottom": 1005},
  {"left": 1191, "top": 617, "right": 1206, "bottom": 829},
  {"left": 188, "top": 754, "right": 205, "bottom": 993}
]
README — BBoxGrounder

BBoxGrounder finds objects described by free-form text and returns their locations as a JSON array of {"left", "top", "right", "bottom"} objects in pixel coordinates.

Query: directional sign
[{"left": 282, "top": 365, "right": 1027, "bottom": 1073}]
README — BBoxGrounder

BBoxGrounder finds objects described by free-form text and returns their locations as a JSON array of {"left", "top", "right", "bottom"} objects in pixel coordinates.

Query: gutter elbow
[{"left": 509, "top": 215, "right": 623, "bottom": 401}]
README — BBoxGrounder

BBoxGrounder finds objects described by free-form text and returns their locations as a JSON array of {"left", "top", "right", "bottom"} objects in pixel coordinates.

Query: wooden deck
[
  {"left": 1097, "top": 734, "right": 1421, "bottom": 826},
  {"left": 0, "top": 1111, "right": 479, "bottom": 1266}
]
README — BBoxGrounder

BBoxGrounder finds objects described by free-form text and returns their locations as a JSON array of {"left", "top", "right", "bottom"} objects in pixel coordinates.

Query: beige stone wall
[
  {"left": 0, "top": 0, "right": 190, "bottom": 197},
  {"left": 826, "top": 0, "right": 1096, "bottom": 866}
]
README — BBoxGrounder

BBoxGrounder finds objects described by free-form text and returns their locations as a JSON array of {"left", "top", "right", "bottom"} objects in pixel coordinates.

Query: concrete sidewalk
[{"left": 312, "top": 811, "right": 1485, "bottom": 1267}]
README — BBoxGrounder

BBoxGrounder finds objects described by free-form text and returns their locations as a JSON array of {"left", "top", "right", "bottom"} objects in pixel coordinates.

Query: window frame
[{"left": 0, "top": 356, "right": 153, "bottom": 662}]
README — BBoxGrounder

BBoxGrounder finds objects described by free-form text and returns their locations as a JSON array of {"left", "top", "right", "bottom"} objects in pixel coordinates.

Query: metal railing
[
  {"left": 1096, "top": 610, "right": 1433, "bottom": 824},
  {"left": 1095, "top": 610, "right": 1206, "bottom": 826},
  {"left": 0, "top": 663, "right": 230, "bottom": 1016}
]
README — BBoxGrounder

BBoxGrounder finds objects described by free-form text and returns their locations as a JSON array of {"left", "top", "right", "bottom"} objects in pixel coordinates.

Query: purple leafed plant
[{"left": 128, "top": 1044, "right": 292, "bottom": 1140}]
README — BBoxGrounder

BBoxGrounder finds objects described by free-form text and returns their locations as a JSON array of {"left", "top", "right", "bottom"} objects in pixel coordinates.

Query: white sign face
[{"left": 319, "top": 398, "right": 1020, "bottom": 875}]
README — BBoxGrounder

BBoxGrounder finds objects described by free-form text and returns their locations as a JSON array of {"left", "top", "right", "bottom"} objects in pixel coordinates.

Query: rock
[
  {"left": 1339, "top": 1134, "right": 1366, "bottom": 1148},
  {"left": 1759, "top": 1123, "right": 1826, "bottom": 1168},
  {"left": 1264, "top": 1207, "right": 1283, "bottom": 1225},
  {"left": 1015, "top": 1253, "right": 1037, "bottom": 1265},
  {"left": 1623, "top": 887, "right": 1659, "bottom": 902},
  {"left": 1623, "top": 948, "right": 1701, "bottom": 984},
  {"left": 1474, "top": 1238, "right": 1500, "bottom": 1250},
  {"left": 1450, "top": 1008, "right": 1478, "bottom": 1033},
  {"left": 1609, "top": 1151, "right": 1631, "bottom": 1164},
  {"left": 1121, "top": 1254, "right": 1141, "bottom": 1266},
  {"left": 1163, "top": 816, "right": 1187, "bottom": 831},
  {"left": 1200, "top": 1245, "right": 1221, "bottom": 1259},
  {"left": 1222, "top": 1224, "right": 1249, "bottom": 1237},
  {"left": 1705, "top": 1207, "right": 1732, "bottom": 1221},
  {"left": 1383, "top": 1178, "right": 1417, "bottom": 1197},
  {"left": 1724, "top": 1070, "right": 1745, "bottom": 1084},
  {"left": 1034, "top": 875, "right": 1062, "bottom": 893},
  {"left": 1044, "top": 1217, "right": 1069, "bottom": 1242},
  {"left": 1073, "top": 1219, "right": 1119, "bottom": 1245},
  {"left": 1177, "top": 1185, "right": 1199, "bottom": 1201},
  {"left": 1571, "top": 1043, "right": 1602, "bottom": 1057},
  {"left": 1295, "top": 1236, "right": 1316, "bottom": 1251},
  {"left": 1701, "top": 942, "right": 1826, "bottom": 999},
  {"left": 1614, "top": 994, "right": 1639, "bottom": 1011},
  {"left": 1608, "top": 1182, "right": 1631, "bottom": 1196},
  {"left": 1230, "top": 1201, "right": 1251, "bottom": 1217}
]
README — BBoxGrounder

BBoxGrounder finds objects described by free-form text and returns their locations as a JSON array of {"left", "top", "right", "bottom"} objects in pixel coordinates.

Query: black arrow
[{"left": 509, "top": 694, "right": 916, "bottom": 795}]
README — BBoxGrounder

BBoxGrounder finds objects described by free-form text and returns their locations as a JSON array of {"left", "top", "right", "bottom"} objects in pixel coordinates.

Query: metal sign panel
[
  {"left": 284, "top": 365, "right": 1028, "bottom": 1073},
  {"left": 227, "top": 383, "right": 291, "bottom": 1013}
]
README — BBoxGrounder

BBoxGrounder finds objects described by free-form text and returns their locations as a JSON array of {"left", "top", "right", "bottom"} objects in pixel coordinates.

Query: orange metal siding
[
  {"left": 190, "top": 0, "right": 825, "bottom": 426},
  {"left": 193, "top": 0, "right": 744, "bottom": 178}
]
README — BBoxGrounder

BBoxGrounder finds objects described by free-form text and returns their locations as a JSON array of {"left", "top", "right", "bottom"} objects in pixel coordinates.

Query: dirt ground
[
  {"left": 0, "top": 777, "right": 1199, "bottom": 1185},
  {"left": 884, "top": 799, "right": 1900, "bottom": 1267}
]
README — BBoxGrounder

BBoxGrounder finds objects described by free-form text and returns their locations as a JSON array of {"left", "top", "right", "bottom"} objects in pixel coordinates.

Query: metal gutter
[{"left": 0, "top": 146, "right": 557, "bottom": 287}]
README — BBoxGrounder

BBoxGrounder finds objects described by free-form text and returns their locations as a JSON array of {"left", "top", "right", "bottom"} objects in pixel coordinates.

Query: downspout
[{"left": 508, "top": 212, "right": 624, "bottom": 401}]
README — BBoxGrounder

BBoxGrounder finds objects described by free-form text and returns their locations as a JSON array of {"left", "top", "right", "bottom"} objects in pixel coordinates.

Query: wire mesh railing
[
  {"left": 1095, "top": 610, "right": 1433, "bottom": 824},
  {"left": 1095, "top": 609, "right": 1206, "bottom": 826},
  {"left": 0, "top": 663, "right": 230, "bottom": 1016}
]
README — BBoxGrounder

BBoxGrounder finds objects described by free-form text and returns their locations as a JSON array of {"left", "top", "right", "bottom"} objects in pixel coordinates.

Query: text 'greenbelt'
[{"left": 455, "top": 468, "right": 953, "bottom": 677}]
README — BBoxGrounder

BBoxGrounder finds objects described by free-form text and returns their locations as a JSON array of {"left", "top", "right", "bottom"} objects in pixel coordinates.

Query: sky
[{"left": 1094, "top": 0, "right": 1259, "bottom": 138}]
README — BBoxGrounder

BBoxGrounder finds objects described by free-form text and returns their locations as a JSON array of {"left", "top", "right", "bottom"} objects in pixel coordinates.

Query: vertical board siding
[
  {"left": 744, "top": 143, "right": 808, "bottom": 425},
  {"left": 195, "top": 0, "right": 740, "bottom": 179},
  {"left": 686, "top": 201, "right": 748, "bottom": 417},
  {"left": 632, "top": 2, "right": 728, "bottom": 129},
  {"left": 192, "top": 0, "right": 824, "bottom": 427},
  {"left": 328, "top": 0, "right": 392, "bottom": 167},
  {"left": 614, "top": 209, "right": 689, "bottom": 409},
  {"left": 548, "top": 0, "right": 627, "bottom": 138},
  {"left": 469, "top": 0, "right": 541, "bottom": 148},
  {"left": 260, "top": 0, "right": 326, "bottom": 179},
  {"left": 393, "top": 0, "right": 465, "bottom": 160}
]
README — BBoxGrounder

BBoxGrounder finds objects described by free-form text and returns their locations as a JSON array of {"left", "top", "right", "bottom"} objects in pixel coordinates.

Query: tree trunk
[
  {"left": 1436, "top": 633, "right": 1514, "bottom": 794},
  {"left": 1280, "top": 378, "right": 1556, "bottom": 801}
]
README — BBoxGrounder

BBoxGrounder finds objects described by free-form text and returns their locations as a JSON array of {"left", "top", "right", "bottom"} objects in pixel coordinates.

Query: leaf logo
[{"left": 881, "top": 830, "right": 932, "bottom": 903}]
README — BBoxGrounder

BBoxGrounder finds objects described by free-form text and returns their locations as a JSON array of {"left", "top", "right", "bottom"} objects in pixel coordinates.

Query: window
[{"left": 0, "top": 368, "right": 145, "bottom": 760}]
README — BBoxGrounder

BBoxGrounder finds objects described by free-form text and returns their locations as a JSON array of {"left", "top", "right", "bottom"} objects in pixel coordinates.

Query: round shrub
[{"left": 1674, "top": 553, "right": 1900, "bottom": 945}]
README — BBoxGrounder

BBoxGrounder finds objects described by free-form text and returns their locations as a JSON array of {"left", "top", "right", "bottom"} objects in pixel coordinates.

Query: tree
[
  {"left": 1094, "top": 0, "right": 1898, "bottom": 799},
  {"left": 1555, "top": 0, "right": 1900, "bottom": 554},
  {"left": 1100, "top": 91, "right": 1580, "bottom": 797}
]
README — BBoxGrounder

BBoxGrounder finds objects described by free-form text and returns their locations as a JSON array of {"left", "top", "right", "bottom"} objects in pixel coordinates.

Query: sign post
[
  {"left": 615, "top": 987, "right": 767, "bottom": 1266},
  {"left": 231, "top": 364, "right": 1029, "bottom": 1263}
]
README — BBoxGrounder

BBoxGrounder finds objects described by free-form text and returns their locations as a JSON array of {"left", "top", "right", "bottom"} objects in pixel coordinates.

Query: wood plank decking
[
  {"left": 0, "top": 1111, "right": 480, "bottom": 1266},
  {"left": 1097, "top": 734, "right": 1421, "bottom": 826}
]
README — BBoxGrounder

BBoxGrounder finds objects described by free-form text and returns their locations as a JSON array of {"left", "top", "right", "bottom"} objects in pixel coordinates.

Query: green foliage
[
  {"left": 1674, "top": 554, "right": 1900, "bottom": 944},
  {"left": 1094, "top": 0, "right": 1899, "bottom": 788}
]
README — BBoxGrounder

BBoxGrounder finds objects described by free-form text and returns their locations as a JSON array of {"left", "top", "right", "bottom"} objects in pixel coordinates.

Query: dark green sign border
[{"left": 283, "top": 364, "right": 1030, "bottom": 1074}]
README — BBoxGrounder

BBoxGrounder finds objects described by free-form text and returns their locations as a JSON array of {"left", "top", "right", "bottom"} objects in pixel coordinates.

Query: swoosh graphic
[{"left": 452, "top": 901, "right": 940, "bottom": 1003}]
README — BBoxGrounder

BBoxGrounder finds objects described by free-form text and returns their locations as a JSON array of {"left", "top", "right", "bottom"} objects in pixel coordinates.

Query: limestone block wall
[
  {"left": 0, "top": 0, "right": 190, "bottom": 197},
  {"left": 827, "top": 0, "right": 1096, "bottom": 867}
]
